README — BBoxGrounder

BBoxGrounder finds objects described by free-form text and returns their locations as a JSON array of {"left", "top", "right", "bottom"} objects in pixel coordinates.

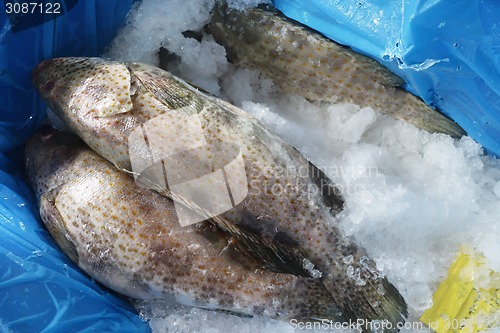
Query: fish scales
[
  {"left": 208, "top": 5, "right": 465, "bottom": 138},
  {"left": 33, "top": 57, "right": 407, "bottom": 331},
  {"left": 25, "top": 128, "right": 342, "bottom": 321}
]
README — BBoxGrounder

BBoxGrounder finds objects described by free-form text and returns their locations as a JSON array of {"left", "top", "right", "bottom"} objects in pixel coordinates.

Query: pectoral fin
[
  {"left": 210, "top": 213, "right": 316, "bottom": 277},
  {"left": 138, "top": 173, "right": 320, "bottom": 277},
  {"left": 129, "top": 63, "right": 205, "bottom": 113}
]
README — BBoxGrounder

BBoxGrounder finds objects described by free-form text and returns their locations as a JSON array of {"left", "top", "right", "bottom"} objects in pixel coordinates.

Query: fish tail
[
  {"left": 363, "top": 277, "right": 408, "bottom": 332},
  {"left": 284, "top": 278, "right": 346, "bottom": 322},
  {"left": 391, "top": 90, "right": 466, "bottom": 138},
  {"left": 321, "top": 275, "right": 408, "bottom": 333}
]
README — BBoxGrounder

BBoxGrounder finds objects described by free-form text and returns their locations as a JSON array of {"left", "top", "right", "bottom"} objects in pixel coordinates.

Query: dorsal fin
[{"left": 307, "top": 160, "right": 345, "bottom": 214}]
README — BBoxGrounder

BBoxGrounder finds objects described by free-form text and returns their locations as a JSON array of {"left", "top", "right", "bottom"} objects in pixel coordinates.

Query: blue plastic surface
[
  {"left": 0, "top": 1, "right": 150, "bottom": 332},
  {"left": 273, "top": 0, "right": 500, "bottom": 156}
]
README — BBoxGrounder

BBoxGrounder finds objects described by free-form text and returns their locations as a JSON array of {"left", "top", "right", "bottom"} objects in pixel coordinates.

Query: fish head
[
  {"left": 32, "top": 57, "right": 210, "bottom": 172},
  {"left": 25, "top": 127, "right": 86, "bottom": 264},
  {"left": 32, "top": 57, "right": 133, "bottom": 120},
  {"left": 25, "top": 126, "right": 89, "bottom": 199}
]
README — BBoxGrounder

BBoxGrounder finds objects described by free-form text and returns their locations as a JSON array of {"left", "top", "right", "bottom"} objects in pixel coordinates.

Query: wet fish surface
[
  {"left": 33, "top": 57, "right": 407, "bottom": 331},
  {"left": 208, "top": 4, "right": 465, "bottom": 138},
  {"left": 25, "top": 127, "right": 342, "bottom": 321}
]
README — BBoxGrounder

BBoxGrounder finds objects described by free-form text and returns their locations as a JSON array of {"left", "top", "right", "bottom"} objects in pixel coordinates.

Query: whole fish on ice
[
  {"left": 208, "top": 4, "right": 465, "bottom": 138},
  {"left": 33, "top": 57, "right": 407, "bottom": 331},
  {"left": 25, "top": 127, "right": 341, "bottom": 321}
]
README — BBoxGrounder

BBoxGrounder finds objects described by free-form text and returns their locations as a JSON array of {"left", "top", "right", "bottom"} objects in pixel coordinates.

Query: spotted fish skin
[
  {"left": 208, "top": 5, "right": 465, "bottom": 138},
  {"left": 25, "top": 128, "right": 345, "bottom": 321},
  {"left": 33, "top": 57, "right": 407, "bottom": 331}
]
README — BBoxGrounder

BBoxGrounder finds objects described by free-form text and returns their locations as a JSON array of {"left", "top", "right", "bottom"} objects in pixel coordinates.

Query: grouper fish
[
  {"left": 32, "top": 57, "right": 407, "bottom": 330},
  {"left": 25, "top": 127, "right": 342, "bottom": 321},
  {"left": 208, "top": 4, "right": 465, "bottom": 138}
]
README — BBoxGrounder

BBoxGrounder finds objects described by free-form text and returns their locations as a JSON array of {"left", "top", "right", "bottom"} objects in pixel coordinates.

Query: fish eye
[{"left": 44, "top": 81, "right": 55, "bottom": 92}]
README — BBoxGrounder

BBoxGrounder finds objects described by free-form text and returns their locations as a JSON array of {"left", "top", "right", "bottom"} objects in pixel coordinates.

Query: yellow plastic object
[{"left": 421, "top": 247, "right": 499, "bottom": 333}]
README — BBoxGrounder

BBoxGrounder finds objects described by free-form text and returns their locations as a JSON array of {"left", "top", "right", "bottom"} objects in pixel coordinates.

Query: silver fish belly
[
  {"left": 208, "top": 5, "right": 465, "bottom": 138},
  {"left": 32, "top": 57, "right": 407, "bottom": 330}
]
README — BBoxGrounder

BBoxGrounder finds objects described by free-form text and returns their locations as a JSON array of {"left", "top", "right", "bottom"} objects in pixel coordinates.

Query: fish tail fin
[
  {"left": 322, "top": 269, "right": 408, "bottom": 332},
  {"left": 285, "top": 278, "right": 346, "bottom": 323},
  {"left": 369, "top": 277, "right": 408, "bottom": 332}
]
